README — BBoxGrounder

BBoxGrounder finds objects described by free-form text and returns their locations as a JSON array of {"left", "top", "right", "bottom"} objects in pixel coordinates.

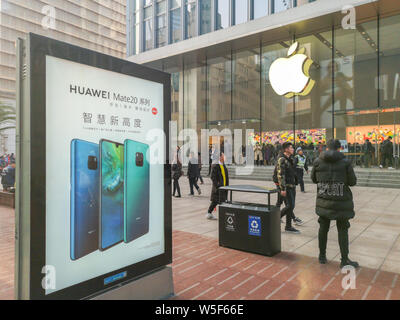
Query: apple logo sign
[{"left": 269, "top": 42, "right": 315, "bottom": 98}]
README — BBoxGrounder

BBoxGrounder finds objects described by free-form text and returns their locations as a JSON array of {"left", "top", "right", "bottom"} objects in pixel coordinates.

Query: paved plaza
[{"left": 0, "top": 175, "right": 400, "bottom": 300}]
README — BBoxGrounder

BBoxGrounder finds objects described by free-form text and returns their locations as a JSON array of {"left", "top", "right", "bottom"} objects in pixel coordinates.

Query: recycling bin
[{"left": 218, "top": 185, "right": 281, "bottom": 257}]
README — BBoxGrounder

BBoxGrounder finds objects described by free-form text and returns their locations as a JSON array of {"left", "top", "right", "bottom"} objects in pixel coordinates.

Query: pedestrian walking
[
  {"left": 311, "top": 139, "right": 359, "bottom": 268},
  {"left": 197, "top": 152, "right": 204, "bottom": 184},
  {"left": 363, "top": 138, "right": 374, "bottom": 168},
  {"left": 275, "top": 142, "right": 302, "bottom": 234},
  {"left": 295, "top": 147, "right": 309, "bottom": 193},
  {"left": 379, "top": 136, "right": 394, "bottom": 169},
  {"left": 171, "top": 155, "right": 182, "bottom": 198},
  {"left": 206, "top": 152, "right": 229, "bottom": 220},
  {"left": 187, "top": 152, "right": 201, "bottom": 196}
]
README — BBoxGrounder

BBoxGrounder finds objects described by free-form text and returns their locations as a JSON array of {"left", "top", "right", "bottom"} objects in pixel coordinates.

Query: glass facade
[
  {"left": 216, "top": 0, "right": 230, "bottom": 30},
  {"left": 185, "top": 0, "right": 197, "bottom": 39},
  {"left": 234, "top": 0, "right": 248, "bottom": 25},
  {"left": 131, "top": 1, "right": 318, "bottom": 54},
  {"left": 164, "top": 13, "right": 400, "bottom": 169},
  {"left": 200, "top": 0, "right": 212, "bottom": 34}
]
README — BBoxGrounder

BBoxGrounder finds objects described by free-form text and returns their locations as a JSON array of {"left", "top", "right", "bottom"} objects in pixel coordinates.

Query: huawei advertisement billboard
[{"left": 15, "top": 34, "right": 172, "bottom": 300}]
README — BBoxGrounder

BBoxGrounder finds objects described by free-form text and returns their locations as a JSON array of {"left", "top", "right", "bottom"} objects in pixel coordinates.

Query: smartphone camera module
[
  {"left": 136, "top": 152, "right": 144, "bottom": 167},
  {"left": 88, "top": 155, "right": 98, "bottom": 170}
]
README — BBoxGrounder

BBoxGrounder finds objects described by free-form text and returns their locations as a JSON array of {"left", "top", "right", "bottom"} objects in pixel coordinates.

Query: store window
[
  {"left": 334, "top": 20, "right": 378, "bottom": 167},
  {"left": 261, "top": 42, "right": 294, "bottom": 157},
  {"left": 208, "top": 55, "right": 232, "bottom": 123},
  {"left": 294, "top": 32, "right": 334, "bottom": 163},
  {"left": 378, "top": 15, "right": 400, "bottom": 167}
]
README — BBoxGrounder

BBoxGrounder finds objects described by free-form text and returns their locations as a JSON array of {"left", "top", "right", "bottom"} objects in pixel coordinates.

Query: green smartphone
[{"left": 124, "top": 139, "right": 150, "bottom": 243}]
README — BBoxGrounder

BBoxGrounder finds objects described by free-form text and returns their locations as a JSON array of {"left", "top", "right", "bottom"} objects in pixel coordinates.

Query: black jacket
[
  {"left": 187, "top": 158, "right": 199, "bottom": 179},
  {"left": 210, "top": 163, "right": 229, "bottom": 203},
  {"left": 381, "top": 139, "right": 393, "bottom": 155},
  {"left": 311, "top": 150, "right": 357, "bottom": 220},
  {"left": 274, "top": 153, "right": 297, "bottom": 191},
  {"left": 171, "top": 162, "right": 182, "bottom": 180}
]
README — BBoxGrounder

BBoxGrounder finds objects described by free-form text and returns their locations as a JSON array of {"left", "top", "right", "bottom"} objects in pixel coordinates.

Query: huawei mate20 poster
[
  {"left": 46, "top": 55, "right": 165, "bottom": 295},
  {"left": 99, "top": 139, "right": 124, "bottom": 250},
  {"left": 124, "top": 140, "right": 150, "bottom": 243},
  {"left": 70, "top": 139, "right": 99, "bottom": 260}
]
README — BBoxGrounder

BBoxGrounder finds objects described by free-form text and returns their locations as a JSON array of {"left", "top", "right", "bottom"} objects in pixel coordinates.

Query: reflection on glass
[
  {"left": 185, "top": 0, "right": 197, "bottom": 39},
  {"left": 232, "top": 50, "right": 260, "bottom": 120},
  {"left": 208, "top": 56, "right": 232, "bottom": 121},
  {"left": 216, "top": 0, "right": 230, "bottom": 30},
  {"left": 144, "top": 19, "right": 153, "bottom": 50},
  {"left": 200, "top": 0, "right": 212, "bottom": 34},
  {"left": 234, "top": 0, "right": 248, "bottom": 25},
  {"left": 273, "top": 0, "right": 291, "bottom": 13},
  {"left": 170, "top": 8, "right": 181, "bottom": 43},
  {"left": 156, "top": 14, "right": 167, "bottom": 47},
  {"left": 253, "top": 0, "right": 268, "bottom": 19}
]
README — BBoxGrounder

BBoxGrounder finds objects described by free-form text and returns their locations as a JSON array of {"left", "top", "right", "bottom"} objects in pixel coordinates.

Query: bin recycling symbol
[
  {"left": 225, "top": 212, "right": 236, "bottom": 232},
  {"left": 248, "top": 215, "right": 261, "bottom": 236}
]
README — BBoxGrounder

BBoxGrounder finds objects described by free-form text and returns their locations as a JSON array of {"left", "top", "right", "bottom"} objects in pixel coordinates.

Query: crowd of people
[
  {"left": 0, "top": 153, "right": 16, "bottom": 192},
  {"left": 171, "top": 139, "right": 364, "bottom": 268}
]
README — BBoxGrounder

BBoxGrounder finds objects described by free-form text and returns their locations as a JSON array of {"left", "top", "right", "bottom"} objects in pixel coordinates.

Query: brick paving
[
  {"left": 0, "top": 175, "right": 399, "bottom": 300},
  {"left": 171, "top": 230, "right": 400, "bottom": 300}
]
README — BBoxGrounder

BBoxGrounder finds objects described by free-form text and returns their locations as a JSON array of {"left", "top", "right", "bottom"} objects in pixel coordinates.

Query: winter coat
[
  {"left": 254, "top": 145, "right": 263, "bottom": 160},
  {"left": 274, "top": 153, "right": 297, "bottom": 190},
  {"left": 2, "top": 166, "right": 15, "bottom": 187},
  {"left": 172, "top": 162, "right": 182, "bottom": 180},
  {"left": 187, "top": 159, "right": 199, "bottom": 179},
  {"left": 311, "top": 150, "right": 357, "bottom": 220},
  {"left": 381, "top": 139, "right": 393, "bottom": 155},
  {"left": 210, "top": 163, "right": 229, "bottom": 203}
]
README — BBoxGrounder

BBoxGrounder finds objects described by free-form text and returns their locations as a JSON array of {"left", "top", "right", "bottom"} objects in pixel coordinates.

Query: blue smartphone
[
  {"left": 99, "top": 139, "right": 124, "bottom": 250},
  {"left": 70, "top": 139, "right": 99, "bottom": 260},
  {"left": 124, "top": 140, "right": 150, "bottom": 243}
]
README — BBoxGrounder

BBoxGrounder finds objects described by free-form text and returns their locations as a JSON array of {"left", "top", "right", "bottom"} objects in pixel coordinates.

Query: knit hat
[{"left": 296, "top": 147, "right": 302, "bottom": 153}]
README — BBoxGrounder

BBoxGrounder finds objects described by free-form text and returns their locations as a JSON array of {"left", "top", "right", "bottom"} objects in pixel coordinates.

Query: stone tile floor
[{"left": 0, "top": 175, "right": 399, "bottom": 300}]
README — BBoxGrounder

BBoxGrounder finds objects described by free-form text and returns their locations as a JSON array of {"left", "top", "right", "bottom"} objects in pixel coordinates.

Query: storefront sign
[{"left": 269, "top": 42, "right": 315, "bottom": 98}]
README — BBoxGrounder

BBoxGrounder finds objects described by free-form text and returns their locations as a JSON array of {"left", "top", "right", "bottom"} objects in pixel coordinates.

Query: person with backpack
[
  {"left": 311, "top": 139, "right": 359, "bottom": 268},
  {"left": 273, "top": 142, "right": 303, "bottom": 234}
]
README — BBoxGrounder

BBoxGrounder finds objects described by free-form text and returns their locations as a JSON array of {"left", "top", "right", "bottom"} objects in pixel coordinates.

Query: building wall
[{"left": 0, "top": 0, "right": 127, "bottom": 154}]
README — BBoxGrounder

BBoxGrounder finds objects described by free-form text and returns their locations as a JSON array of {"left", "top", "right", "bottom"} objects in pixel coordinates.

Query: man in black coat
[
  {"left": 311, "top": 139, "right": 359, "bottom": 268},
  {"left": 187, "top": 152, "right": 201, "bottom": 196},
  {"left": 276, "top": 142, "right": 302, "bottom": 234},
  {"left": 206, "top": 152, "right": 229, "bottom": 220},
  {"left": 379, "top": 136, "right": 393, "bottom": 169}
]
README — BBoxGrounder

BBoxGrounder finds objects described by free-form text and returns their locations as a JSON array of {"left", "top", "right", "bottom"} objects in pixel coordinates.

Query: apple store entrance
[{"left": 167, "top": 13, "right": 400, "bottom": 174}]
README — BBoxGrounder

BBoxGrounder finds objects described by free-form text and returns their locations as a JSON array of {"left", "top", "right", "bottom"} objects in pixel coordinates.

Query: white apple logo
[{"left": 269, "top": 42, "right": 315, "bottom": 98}]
